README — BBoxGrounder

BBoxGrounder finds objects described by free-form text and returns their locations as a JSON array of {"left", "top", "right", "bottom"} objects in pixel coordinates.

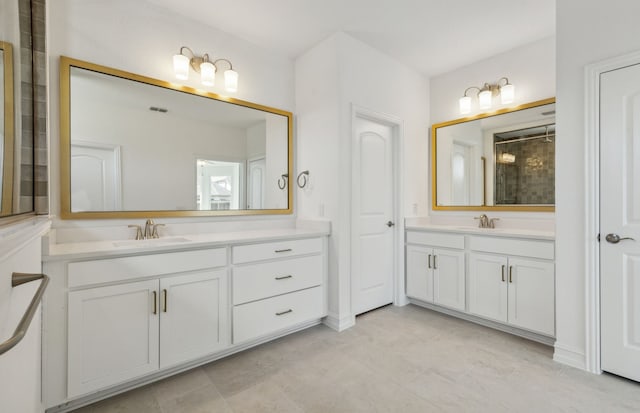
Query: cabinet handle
[
  {"left": 501, "top": 265, "right": 505, "bottom": 282},
  {"left": 428, "top": 254, "right": 432, "bottom": 269},
  {"left": 152, "top": 291, "right": 157, "bottom": 315},
  {"left": 509, "top": 266, "right": 513, "bottom": 283},
  {"left": 275, "top": 248, "right": 292, "bottom": 253},
  {"left": 163, "top": 289, "right": 168, "bottom": 312},
  {"left": 276, "top": 309, "right": 293, "bottom": 316},
  {"left": 275, "top": 275, "right": 293, "bottom": 280},
  {"left": 433, "top": 255, "right": 437, "bottom": 270}
]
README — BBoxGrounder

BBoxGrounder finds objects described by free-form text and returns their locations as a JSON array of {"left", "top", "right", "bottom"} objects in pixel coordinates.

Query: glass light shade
[
  {"left": 200, "top": 61, "right": 216, "bottom": 86},
  {"left": 500, "top": 83, "right": 515, "bottom": 104},
  {"left": 459, "top": 96, "right": 472, "bottom": 114},
  {"left": 173, "top": 54, "right": 190, "bottom": 80},
  {"left": 478, "top": 89, "right": 492, "bottom": 110},
  {"left": 224, "top": 69, "right": 238, "bottom": 92}
]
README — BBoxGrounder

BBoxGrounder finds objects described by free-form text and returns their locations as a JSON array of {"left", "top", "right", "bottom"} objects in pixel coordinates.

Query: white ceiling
[{"left": 145, "top": 0, "right": 555, "bottom": 77}]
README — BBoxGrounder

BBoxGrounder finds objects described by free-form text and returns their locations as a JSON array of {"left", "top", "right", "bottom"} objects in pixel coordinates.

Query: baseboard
[
  {"left": 323, "top": 312, "right": 355, "bottom": 332},
  {"left": 409, "top": 299, "right": 556, "bottom": 347},
  {"left": 553, "top": 342, "right": 587, "bottom": 371}
]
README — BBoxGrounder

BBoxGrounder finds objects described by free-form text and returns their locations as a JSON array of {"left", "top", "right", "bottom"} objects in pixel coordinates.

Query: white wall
[
  {"left": 555, "top": 0, "right": 640, "bottom": 370},
  {"left": 48, "top": 0, "right": 295, "bottom": 226},
  {"left": 296, "top": 32, "right": 429, "bottom": 328}
]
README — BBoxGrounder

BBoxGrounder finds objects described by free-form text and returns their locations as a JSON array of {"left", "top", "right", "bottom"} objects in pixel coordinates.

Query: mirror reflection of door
[
  {"left": 451, "top": 143, "right": 470, "bottom": 205},
  {"left": 247, "top": 157, "right": 265, "bottom": 209},
  {"left": 70, "top": 141, "right": 122, "bottom": 212},
  {"left": 196, "top": 159, "right": 243, "bottom": 211}
]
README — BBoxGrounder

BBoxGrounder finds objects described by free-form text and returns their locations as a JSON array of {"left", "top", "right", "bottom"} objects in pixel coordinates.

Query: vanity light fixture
[
  {"left": 459, "top": 77, "right": 515, "bottom": 115},
  {"left": 172, "top": 46, "right": 239, "bottom": 92}
]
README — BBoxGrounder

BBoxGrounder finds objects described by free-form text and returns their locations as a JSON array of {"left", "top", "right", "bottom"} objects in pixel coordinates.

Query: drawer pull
[
  {"left": 163, "top": 289, "right": 168, "bottom": 312},
  {"left": 152, "top": 291, "right": 157, "bottom": 315},
  {"left": 501, "top": 265, "right": 505, "bottom": 282},
  {"left": 509, "top": 266, "right": 513, "bottom": 283},
  {"left": 428, "top": 254, "right": 432, "bottom": 269},
  {"left": 275, "top": 275, "right": 293, "bottom": 280},
  {"left": 275, "top": 309, "right": 293, "bottom": 316},
  {"left": 275, "top": 248, "right": 293, "bottom": 253}
]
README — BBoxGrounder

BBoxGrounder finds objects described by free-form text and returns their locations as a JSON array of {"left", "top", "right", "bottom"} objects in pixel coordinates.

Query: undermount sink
[
  {"left": 112, "top": 237, "right": 192, "bottom": 248},
  {"left": 454, "top": 226, "right": 505, "bottom": 231}
]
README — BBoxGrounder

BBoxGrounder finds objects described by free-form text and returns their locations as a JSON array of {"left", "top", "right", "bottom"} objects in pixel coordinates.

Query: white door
[
  {"left": 468, "top": 253, "right": 508, "bottom": 323},
  {"left": 352, "top": 116, "right": 395, "bottom": 315},
  {"left": 159, "top": 270, "right": 228, "bottom": 368},
  {"left": 405, "top": 245, "right": 434, "bottom": 302},
  {"left": 600, "top": 63, "right": 640, "bottom": 381},
  {"left": 70, "top": 141, "right": 121, "bottom": 211},
  {"left": 67, "top": 280, "right": 159, "bottom": 397},
  {"left": 451, "top": 143, "right": 470, "bottom": 205},
  {"left": 433, "top": 248, "right": 465, "bottom": 311},
  {"left": 507, "top": 258, "right": 555, "bottom": 336},
  {"left": 247, "top": 157, "right": 265, "bottom": 209}
]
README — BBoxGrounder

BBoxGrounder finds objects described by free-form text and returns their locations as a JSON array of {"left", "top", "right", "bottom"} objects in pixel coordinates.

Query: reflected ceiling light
[
  {"left": 459, "top": 77, "right": 515, "bottom": 115},
  {"left": 172, "top": 46, "right": 238, "bottom": 92}
]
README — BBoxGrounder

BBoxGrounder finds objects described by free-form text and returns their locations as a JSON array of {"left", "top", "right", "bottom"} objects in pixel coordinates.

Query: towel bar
[{"left": 0, "top": 272, "right": 49, "bottom": 356}]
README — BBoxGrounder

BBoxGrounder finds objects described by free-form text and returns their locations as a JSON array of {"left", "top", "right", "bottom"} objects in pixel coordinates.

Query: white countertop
[
  {"left": 405, "top": 223, "right": 555, "bottom": 240},
  {"left": 43, "top": 227, "right": 330, "bottom": 261}
]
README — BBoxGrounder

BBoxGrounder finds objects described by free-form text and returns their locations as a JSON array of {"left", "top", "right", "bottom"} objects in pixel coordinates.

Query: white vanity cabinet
[
  {"left": 468, "top": 236, "right": 555, "bottom": 337},
  {"left": 405, "top": 231, "right": 465, "bottom": 311},
  {"left": 231, "top": 237, "right": 327, "bottom": 343},
  {"left": 66, "top": 249, "right": 229, "bottom": 397}
]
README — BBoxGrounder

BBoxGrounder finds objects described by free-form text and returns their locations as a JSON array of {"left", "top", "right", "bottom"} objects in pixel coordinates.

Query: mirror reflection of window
[{"left": 196, "top": 159, "right": 242, "bottom": 210}]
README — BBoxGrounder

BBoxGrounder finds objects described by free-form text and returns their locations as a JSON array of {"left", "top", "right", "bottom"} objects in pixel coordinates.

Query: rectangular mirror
[
  {"left": 432, "top": 98, "right": 555, "bottom": 212},
  {"left": 0, "top": 41, "right": 14, "bottom": 216},
  {"left": 60, "top": 57, "right": 293, "bottom": 219}
]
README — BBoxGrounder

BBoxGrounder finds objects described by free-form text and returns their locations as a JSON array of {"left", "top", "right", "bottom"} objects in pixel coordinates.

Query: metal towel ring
[
  {"left": 277, "top": 174, "right": 288, "bottom": 190},
  {"left": 297, "top": 170, "right": 309, "bottom": 188}
]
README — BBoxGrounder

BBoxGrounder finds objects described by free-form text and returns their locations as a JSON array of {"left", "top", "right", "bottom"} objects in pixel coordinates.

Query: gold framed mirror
[
  {"left": 432, "top": 97, "right": 555, "bottom": 212},
  {"left": 0, "top": 41, "right": 14, "bottom": 216},
  {"left": 60, "top": 57, "right": 293, "bottom": 219}
]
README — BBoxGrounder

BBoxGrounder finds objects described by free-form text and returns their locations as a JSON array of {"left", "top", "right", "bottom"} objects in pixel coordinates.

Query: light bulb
[
  {"left": 173, "top": 54, "right": 190, "bottom": 80},
  {"left": 500, "top": 83, "right": 515, "bottom": 104},
  {"left": 200, "top": 61, "right": 216, "bottom": 86},
  {"left": 224, "top": 69, "right": 238, "bottom": 92},
  {"left": 459, "top": 96, "right": 472, "bottom": 115},
  {"left": 478, "top": 89, "right": 492, "bottom": 110}
]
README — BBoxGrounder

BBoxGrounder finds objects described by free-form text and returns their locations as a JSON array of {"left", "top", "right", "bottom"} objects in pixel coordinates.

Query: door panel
[
  {"left": 67, "top": 280, "right": 159, "bottom": 397},
  {"left": 70, "top": 142, "right": 121, "bottom": 212},
  {"left": 507, "top": 258, "right": 555, "bottom": 336},
  {"left": 468, "top": 253, "right": 508, "bottom": 323},
  {"left": 352, "top": 117, "right": 394, "bottom": 315},
  {"left": 433, "top": 248, "right": 465, "bottom": 310},
  {"left": 406, "top": 245, "right": 433, "bottom": 302},
  {"left": 160, "top": 270, "right": 228, "bottom": 368},
  {"left": 601, "top": 63, "right": 640, "bottom": 381}
]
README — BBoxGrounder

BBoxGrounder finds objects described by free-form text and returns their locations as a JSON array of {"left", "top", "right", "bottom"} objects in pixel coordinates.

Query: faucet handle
[
  {"left": 128, "top": 225, "right": 144, "bottom": 240},
  {"left": 151, "top": 224, "right": 165, "bottom": 239},
  {"left": 489, "top": 218, "right": 500, "bottom": 228}
]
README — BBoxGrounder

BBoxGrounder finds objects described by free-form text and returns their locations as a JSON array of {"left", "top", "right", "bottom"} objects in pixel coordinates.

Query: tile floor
[{"left": 72, "top": 304, "right": 640, "bottom": 412}]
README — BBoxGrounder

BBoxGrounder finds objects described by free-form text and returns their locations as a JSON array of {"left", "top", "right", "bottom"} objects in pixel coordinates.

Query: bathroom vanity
[
  {"left": 41, "top": 224, "right": 329, "bottom": 412},
  {"left": 405, "top": 221, "right": 555, "bottom": 344}
]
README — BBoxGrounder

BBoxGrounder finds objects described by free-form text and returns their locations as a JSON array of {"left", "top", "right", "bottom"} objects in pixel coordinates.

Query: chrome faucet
[{"left": 474, "top": 214, "right": 500, "bottom": 229}]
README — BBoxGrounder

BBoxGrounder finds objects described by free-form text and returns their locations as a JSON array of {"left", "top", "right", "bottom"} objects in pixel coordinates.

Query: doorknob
[
  {"left": 386, "top": 221, "right": 395, "bottom": 227},
  {"left": 605, "top": 233, "right": 636, "bottom": 244}
]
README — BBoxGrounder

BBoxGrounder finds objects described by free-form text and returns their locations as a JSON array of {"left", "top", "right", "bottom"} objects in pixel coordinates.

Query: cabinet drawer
[
  {"left": 233, "top": 255, "right": 323, "bottom": 304},
  {"left": 468, "top": 236, "right": 554, "bottom": 260},
  {"left": 233, "top": 286, "right": 324, "bottom": 343},
  {"left": 406, "top": 231, "right": 465, "bottom": 249},
  {"left": 68, "top": 248, "right": 227, "bottom": 288},
  {"left": 232, "top": 237, "right": 322, "bottom": 264}
]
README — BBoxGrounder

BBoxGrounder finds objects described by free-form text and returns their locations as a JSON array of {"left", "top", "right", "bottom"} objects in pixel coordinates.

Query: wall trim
[
  {"left": 584, "top": 49, "right": 640, "bottom": 375},
  {"left": 553, "top": 342, "right": 587, "bottom": 371},
  {"left": 323, "top": 312, "right": 355, "bottom": 332}
]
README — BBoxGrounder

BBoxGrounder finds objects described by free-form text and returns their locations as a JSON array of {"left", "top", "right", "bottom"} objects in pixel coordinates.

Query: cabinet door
[
  {"left": 433, "top": 248, "right": 465, "bottom": 311},
  {"left": 405, "top": 245, "right": 433, "bottom": 302},
  {"left": 507, "top": 258, "right": 555, "bottom": 336},
  {"left": 68, "top": 280, "right": 159, "bottom": 397},
  {"left": 159, "top": 270, "right": 229, "bottom": 368},
  {"left": 468, "top": 253, "right": 508, "bottom": 323}
]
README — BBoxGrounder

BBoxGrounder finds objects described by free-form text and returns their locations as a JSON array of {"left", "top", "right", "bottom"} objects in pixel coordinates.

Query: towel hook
[
  {"left": 277, "top": 173, "right": 288, "bottom": 190},
  {"left": 297, "top": 170, "right": 309, "bottom": 188}
]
